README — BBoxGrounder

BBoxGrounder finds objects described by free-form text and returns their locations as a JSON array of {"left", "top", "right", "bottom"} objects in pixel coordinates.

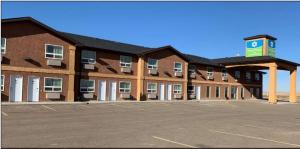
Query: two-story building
[{"left": 1, "top": 17, "right": 298, "bottom": 103}]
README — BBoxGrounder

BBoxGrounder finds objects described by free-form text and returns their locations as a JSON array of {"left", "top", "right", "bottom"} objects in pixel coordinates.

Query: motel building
[{"left": 1, "top": 17, "right": 298, "bottom": 104}]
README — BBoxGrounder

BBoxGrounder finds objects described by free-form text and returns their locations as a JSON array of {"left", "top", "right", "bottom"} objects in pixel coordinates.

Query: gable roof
[
  {"left": 184, "top": 54, "right": 221, "bottom": 67},
  {"left": 60, "top": 32, "right": 153, "bottom": 55},
  {"left": 141, "top": 45, "right": 189, "bottom": 62}
]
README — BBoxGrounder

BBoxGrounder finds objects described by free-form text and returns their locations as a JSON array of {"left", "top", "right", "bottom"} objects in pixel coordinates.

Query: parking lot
[{"left": 2, "top": 100, "right": 300, "bottom": 148}]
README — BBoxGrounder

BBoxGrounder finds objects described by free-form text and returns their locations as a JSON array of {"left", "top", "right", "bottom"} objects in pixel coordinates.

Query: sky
[{"left": 2, "top": 2, "right": 300, "bottom": 93}]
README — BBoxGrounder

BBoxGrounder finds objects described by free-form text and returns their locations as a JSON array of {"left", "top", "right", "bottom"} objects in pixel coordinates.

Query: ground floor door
[
  {"left": 10, "top": 75, "right": 23, "bottom": 102},
  {"left": 196, "top": 86, "right": 201, "bottom": 100},
  {"left": 166, "top": 84, "right": 172, "bottom": 100},
  {"left": 250, "top": 88, "right": 254, "bottom": 98},
  {"left": 28, "top": 76, "right": 39, "bottom": 102},
  {"left": 159, "top": 83, "right": 165, "bottom": 101},
  {"left": 109, "top": 81, "right": 117, "bottom": 101},
  {"left": 231, "top": 86, "right": 237, "bottom": 100},
  {"left": 256, "top": 88, "right": 260, "bottom": 99},
  {"left": 98, "top": 80, "right": 106, "bottom": 101}
]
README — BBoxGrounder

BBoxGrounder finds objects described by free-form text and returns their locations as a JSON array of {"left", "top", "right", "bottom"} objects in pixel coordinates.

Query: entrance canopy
[{"left": 213, "top": 56, "right": 300, "bottom": 103}]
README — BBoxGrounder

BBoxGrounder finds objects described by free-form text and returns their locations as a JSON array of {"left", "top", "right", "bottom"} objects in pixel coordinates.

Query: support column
[
  {"left": 289, "top": 68, "right": 297, "bottom": 103},
  {"left": 136, "top": 56, "right": 145, "bottom": 101},
  {"left": 268, "top": 64, "right": 277, "bottom": 104},
  {"left": 67, "top": 45, "right": 76, "bottom": 102},
  {"left": 183, "top": 62, "right": 188, "bottom": 100}
]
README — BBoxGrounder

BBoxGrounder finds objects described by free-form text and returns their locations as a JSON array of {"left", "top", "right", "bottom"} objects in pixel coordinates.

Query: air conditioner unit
[
  {"left": 148, "top": 69, "right": 158, "bottom": 75},
  {"left": 173, "top": 94, "right": 182, "bottom": 99},
  {"left": 189, "top": 73, "right": 196, "bottom": 79},
  {"left": 222, "top": 76, "right": 228, "bottom": 81},
  {"left": 46, "top": 93, "right": 60, "bottom": 99},
  {"left": 174, "top": 71, "right": 183, "bottom": 77},
  {"left": 207, "top": 75, "right": 214, "bottom": 80},
  {"left": 121, "top": 67, "right": 131, "bottom": 73},
  {"left": 83, "top": 64, "right": 95, "bottom": 70},
  {"left": 47, "top": 59, "right": 62, "bottom": 66},
  {"left": 120, "top": 93, "right": 131, "bottom": 99},
  {"left": 147, "top": 93, "right": 157, "bottom": 99},
  {"left": 189, "top": 94, "right": 196, "bottom": 99},
  {"left": 82, "top": 93, "right": 93, "bottom": 99}
]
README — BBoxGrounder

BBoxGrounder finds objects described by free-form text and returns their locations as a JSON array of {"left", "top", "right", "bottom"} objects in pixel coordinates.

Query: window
[
  {"left": 188, "top": 65, "right": 196, "bottom": 74},
  {"left": 1, "top": 75, "right": 4, "bottom": 91},
  {"left": 147, "top": 83, "right": 157, "bottom": 93},
  {"left": 173, "top": 84, "right": 182, "bottom": 94},
  {"left": 81, "top": 50, "right": 96, "bottom": 64},
  {"left": 1, "top": 38, "right": 6, "bottom": 54},
  {"left": 174, "top": 62, "right": 182, "bottom": 72},
  {"left": 44, "top": 77, "right": 62, "bottom": 92},
  {"left": 45, "top": 44, "right": 63, "bottom": 59},
  {"left": 119, "top": 81, "right": 131, "bottom": 93},
  {"left": 147, "top": 58, "right": 158, "bottom": 69},
  {"left": 80, "top": 79, "right": 95, "bottom": 92},
  {"left": 216, "top": 86, "right": 220, "bottom": 98},
  {"left": 224, "top": 87, "right": 228, "bottom": 98},
  {"left": 255, "top": 73, "right": 260, "bottom": 81},
  {"left": 221, "top": 68, "right": 227, "bottom": 77},
  {"left": 120, "top": 55, "right": 132, "bottom": 68},
  {"left": 207, "top": 67, "right": 214, "bottom": 77},
  {"left": 241, "top": 87, "right": 244, "bottom": 98},
  {"left": 188, "top": 85, "right": 195, "bottom": 94},
  {"left": 206, "top": 86, "right": 210, "bottom": 98},
  {"left": 246, "top": 71, "right": 251, "bottom": 80},
  {"left": 234, "top": 71, "right": 240, "bottom": 79}
]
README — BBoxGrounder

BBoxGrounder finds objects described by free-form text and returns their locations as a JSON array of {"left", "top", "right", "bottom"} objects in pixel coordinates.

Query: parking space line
[
  {"left": 42, "top": 105, "right": 57, "bottom": 111},
  {"left": 209, "top": 129, "right": 300, "bottom": 147},
  {"left": 152, "top": 136, "right": 197, "bottom": 148},
  {"left": 2, "top": 111, "right": 8, "bottom": 116}
]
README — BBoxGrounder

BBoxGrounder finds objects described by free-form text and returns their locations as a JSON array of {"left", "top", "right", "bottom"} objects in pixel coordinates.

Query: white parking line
[
  {"left": 152, "top": 136, "right": 197, "bottom": 148},
  {"left": 2, "top": 111, "right": 8, "bottom": 116},
  {"left": 42, "top": 105, "right": 57, "bottom": 111},
  {"left": 209, "top": 129, "right": 300, "bottom": 147}
]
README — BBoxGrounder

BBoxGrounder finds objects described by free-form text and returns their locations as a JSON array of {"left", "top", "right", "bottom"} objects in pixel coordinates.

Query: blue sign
[
  {"left": 246, "top": 40, "right": 263, "bottom": 48},
  {"left": 268, "top": 40, "right": 276, "bottom": 48}
]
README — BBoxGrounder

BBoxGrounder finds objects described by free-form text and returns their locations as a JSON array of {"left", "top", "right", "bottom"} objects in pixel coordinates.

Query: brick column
[
  {"left": 183, "top": 62, "right": 188, "bottom": 100},
  {"left": 289, "top": 68, "right": 297, "bottom": 103},
  {"left": 67, "top": 45, "right": 76, "bottom": 102},
  {"left": 136, "top": 56, "right": 145, "bottom": 101}
]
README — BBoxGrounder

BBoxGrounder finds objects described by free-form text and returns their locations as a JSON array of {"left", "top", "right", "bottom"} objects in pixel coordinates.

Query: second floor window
[
  {"left": 173, "top": 84, "right": 182, "bottom": 94},
  {"left": 255, "top": 73, "right": 260, "bottom": 81},
  {"left": 45, "top": 44, "right": 63, "bottom": 59},
  {"left": 120, "top": 55, "right": 132, "bottom": 68},
  {"left": 234, "top": 71, "right": 240, "bottom": 79},
  {"left": 81, "top": 50, "right": 96, "bottom": 64},
  {"left": 1, "top": 38, "right": 6, "bottom": 54},
  {"left": 174, "top": 62, "right": 182, "bottom": 72},
  {"left": 119, "top": 81, "right": 131, "bottom": 93},
  {"left": 188, "top": 65, "right": 196, "bottom": 74},
  {"left": 221, "top": 68, "right": 227, "bottom": 77},
  {"left": 188, "top": 85, "right": 195, "bottom": 94},
  {"left": 147, "top": 58, "right": 158, "bottom": 69},
  {"left": 80, "top": 79, "right": 95, "bottom": 92},
  {"left": 246, "top": 71, "right": 251, "bottom": 80},
  {"left": 44, "top": 77, "right": 62, "bottom": 92},
  {"left": 1, "top": 75, "right": 4, "bottom": 91},
  {"left": 207, "top": 67, "right": 214, "bottom": 77},
  {"left": 147, "top": 83, "right": 157, "bottom": 93}
]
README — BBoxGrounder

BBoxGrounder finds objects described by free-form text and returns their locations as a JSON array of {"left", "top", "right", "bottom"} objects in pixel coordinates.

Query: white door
[
  {"left": 98, "top": 80, "right": 106, "bottom": 101},
  {"left": 159, "top": 83, "right": 165, "bottom": 101},
  {"left": 167, "top": 84, "right": 172, "bottom": 100},
  {"left": 196, "top": 86, "right": 201, "bottom": 100},
  {"left": 109, "top": 81, "right": 117, "bottom": 101},
  {"left": 28, "top": 76, "right": 39, "bottom": 102},
  {"left": 10, "top": 75, "right": 23, "bottom": 102}
]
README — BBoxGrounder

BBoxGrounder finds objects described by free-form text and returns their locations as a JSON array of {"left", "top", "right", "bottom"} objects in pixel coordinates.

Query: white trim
[
  {"left": 119, "top": 81, "right": 131, "bottom": 93},
  {"left": 147, "top": 58, "right": 158, "bottom": 69},
  {"left": 147, "top": 82, "right": 157, "bottom": 93},
  {"left": 173, "top": 84, "right": 182, "bottom": 94},
  {"left": 80, "top": 79, "right": 95, "bottom": 93},
  {"left": 1, "top": 38, "right": 7, "bottom": 54},
  {"left": 1, "top": 75, "right": 4, "bottom": 91},
  {"left": 44, "top": 44, "right": 64, "bottom": 60},
  {"left": 44, "top": 77, "right": 63, "bottom": 92},
  {"left": 174, "top": 62, "right": 183, "bottom": 72}
]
